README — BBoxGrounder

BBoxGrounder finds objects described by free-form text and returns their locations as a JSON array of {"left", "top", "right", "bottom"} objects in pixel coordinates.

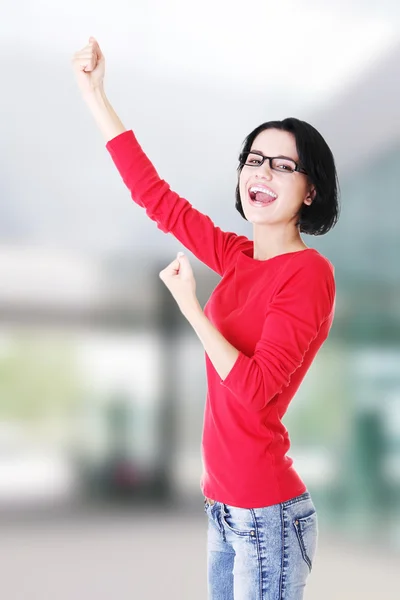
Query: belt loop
[{"left": 218, "top": 503, "right": 226, "bottom": 542}]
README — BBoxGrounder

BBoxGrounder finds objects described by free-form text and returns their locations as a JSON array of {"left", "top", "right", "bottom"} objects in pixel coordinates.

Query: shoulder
[
  {"left": 276, "top": 249, "right": 336, "bottom": 304},
  {"left": 289, "top": 248, "right": 335, "bottom": 280}
]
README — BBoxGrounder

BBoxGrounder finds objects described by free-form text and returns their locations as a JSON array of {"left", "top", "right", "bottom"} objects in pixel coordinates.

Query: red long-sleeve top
[{"left": 106, "top": 129, "right": 336, "bottom": 509}]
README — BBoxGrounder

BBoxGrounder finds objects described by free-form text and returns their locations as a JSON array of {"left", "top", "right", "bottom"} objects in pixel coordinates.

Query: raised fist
[{"left": 72, "top": 37, "right": 105, "bottom": 95}]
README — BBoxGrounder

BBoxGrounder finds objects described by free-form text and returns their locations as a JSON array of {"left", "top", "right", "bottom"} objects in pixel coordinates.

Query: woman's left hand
[{"left": 159, "top": 252, "right": 202, "bottom": 319}]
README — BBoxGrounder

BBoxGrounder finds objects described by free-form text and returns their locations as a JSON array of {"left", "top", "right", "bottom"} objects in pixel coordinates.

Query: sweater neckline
[{"left": 239, "top": 246, "right": 318, "bottom": 264}]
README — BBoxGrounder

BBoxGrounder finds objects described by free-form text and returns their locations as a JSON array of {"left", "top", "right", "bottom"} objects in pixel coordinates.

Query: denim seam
[
  {"left": 221, "top": 504, "right": 256, "bottom": 538},
  {"left": 278, "top": 503, "right": 288, "bottom": 600},
  {"left": 250, "top": 509, "right": 263, "bottom": 600},
  {"left": 293, "top": 517, "right": 313, "bottom": 572},
  {"left": 282, "top": 491, "right": 310, "bottom": 508}
]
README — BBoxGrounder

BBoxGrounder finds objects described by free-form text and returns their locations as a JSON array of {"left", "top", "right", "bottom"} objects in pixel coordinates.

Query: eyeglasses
[{"left": 239, "top": 151, "right": 307, "bottom": 175}]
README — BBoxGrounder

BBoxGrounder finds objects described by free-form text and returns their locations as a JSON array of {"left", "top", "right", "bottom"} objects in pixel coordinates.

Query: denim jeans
[{"left": 204, "top": 491, "right": 318, "bottom": 600}]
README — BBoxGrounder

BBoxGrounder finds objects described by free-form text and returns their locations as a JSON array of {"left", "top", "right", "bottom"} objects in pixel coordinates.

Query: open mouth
[{"left": 248, "top": 185, "right": 277, "bottom": 207}]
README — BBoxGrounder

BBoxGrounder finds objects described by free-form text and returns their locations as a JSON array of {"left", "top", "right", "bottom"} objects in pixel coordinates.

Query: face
[{"left": 239, "top": 128, "right": 315, "bottom": 227}]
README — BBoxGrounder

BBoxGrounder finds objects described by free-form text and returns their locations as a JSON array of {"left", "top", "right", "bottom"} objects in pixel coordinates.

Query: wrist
[{"left": 82, "top": 84, "right": 106, "bottom": 104}]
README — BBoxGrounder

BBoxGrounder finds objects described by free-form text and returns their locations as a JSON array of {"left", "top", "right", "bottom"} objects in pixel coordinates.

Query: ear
[{"left": 304, "top": 186, "right": 316, "bottom": 205}]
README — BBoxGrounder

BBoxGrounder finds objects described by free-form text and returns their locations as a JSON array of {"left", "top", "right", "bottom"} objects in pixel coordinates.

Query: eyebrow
[{"left": 251, "top": 149, "right": 298, "bottom": 161}]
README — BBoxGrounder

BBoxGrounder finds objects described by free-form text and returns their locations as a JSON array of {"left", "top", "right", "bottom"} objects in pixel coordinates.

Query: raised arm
[{"left": 72, "top": 37, "right": 250, "bottom": 276}]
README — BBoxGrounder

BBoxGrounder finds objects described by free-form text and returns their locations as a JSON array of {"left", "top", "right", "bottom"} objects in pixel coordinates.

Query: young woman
[{"left": 72, "top": 37, "right": 340, "bottom": 600}]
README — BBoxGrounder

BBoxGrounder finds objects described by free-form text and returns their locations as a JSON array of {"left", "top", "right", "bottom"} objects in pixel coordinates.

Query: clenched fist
[
  {"left": 72, "top": 37, "right": 105, "bottom": 96},
  {"left": 159, "top": 252, "right": 201, "bottom": 319}
]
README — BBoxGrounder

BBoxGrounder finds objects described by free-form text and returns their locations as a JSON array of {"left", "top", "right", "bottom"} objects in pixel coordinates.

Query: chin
[
  {"left": 245, "top": 214, "right": 275, "bottom": 226},
  {"left": 243, "top": 204, "right": 272, "bottom": 219}
]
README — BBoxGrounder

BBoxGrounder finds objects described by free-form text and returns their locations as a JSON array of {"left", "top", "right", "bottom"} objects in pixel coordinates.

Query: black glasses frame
[{"left": 239, "top": 151, "right": 307, "bottom": 175}]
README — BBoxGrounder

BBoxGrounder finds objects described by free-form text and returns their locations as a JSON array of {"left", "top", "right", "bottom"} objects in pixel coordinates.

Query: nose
[{"left": 256, "top": 158, "right": 273, "bottom": 179}]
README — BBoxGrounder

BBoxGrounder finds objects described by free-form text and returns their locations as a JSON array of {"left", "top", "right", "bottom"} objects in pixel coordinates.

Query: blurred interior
[{"left": 1, "top": 1, "right": 400, "bottom": 598}]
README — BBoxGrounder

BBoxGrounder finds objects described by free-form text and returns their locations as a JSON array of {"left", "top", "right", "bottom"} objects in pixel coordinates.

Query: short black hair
[{"left": 235, "top": 117, "right": 340, "bottom": 235}]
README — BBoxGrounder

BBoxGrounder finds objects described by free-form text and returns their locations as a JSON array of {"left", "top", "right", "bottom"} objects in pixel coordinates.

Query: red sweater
[{"left": 106, "top": 130, "right": 336, "bottom": 509}]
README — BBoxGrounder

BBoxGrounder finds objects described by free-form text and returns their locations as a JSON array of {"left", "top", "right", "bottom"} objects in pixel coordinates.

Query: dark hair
[{"left": 235, "top": 117, "right": 340, "bottom": 235}]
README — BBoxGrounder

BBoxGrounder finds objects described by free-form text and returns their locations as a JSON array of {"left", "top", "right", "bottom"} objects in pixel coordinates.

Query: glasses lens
[
  {"left": 240, "top": 152, "right": 264, "bottom": 166},
  {"left": 271, "top": 158, "right": 296, "bottom": 173},
  {"left": 240, "top": 153, "right": 299, "bottom": 173}
]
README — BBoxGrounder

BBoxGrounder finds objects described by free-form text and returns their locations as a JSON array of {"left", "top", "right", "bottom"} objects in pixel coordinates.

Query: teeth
[{"left": 249, "top": 186, "right": 277, "bottom": 198}]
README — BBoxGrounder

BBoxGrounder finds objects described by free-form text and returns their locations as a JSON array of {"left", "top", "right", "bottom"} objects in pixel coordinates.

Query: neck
[{"left": 252, "top": 225, "right": 308, "bottom": 261}]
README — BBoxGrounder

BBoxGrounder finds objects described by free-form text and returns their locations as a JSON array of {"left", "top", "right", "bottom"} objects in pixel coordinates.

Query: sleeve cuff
[{"left": 105, "top": 129, "right": 135, "bottom": 152}]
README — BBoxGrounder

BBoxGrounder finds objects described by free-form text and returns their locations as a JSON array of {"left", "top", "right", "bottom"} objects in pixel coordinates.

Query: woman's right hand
[{"left": 72, "top": 37, "right": 105, "bottom": 96}]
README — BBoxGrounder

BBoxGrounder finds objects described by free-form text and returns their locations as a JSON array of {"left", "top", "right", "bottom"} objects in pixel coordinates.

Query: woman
[{"left": 72, "top": 37, "right": 340, "bottom": 600}]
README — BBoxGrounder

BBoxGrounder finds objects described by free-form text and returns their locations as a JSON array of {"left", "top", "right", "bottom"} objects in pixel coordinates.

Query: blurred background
[{"left": 0, "top": 0, "right": 400, "bottom": 598}]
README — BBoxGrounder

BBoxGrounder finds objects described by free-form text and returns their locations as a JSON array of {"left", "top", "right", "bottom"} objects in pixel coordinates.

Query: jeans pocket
[
  {"left": 293, "top": 510, "right": 318, "bottom": 572},
  {"left": 221, "top": 504, "right": 256, "bottom": 537}
]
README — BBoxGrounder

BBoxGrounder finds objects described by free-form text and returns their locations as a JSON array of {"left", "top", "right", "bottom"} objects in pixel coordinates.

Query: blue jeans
[{"left": 204, "top": 491, "right": 318, "bottom": 600}]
